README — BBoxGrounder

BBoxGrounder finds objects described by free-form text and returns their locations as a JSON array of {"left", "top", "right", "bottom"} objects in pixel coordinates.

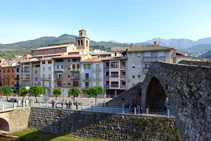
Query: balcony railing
[
  {"left": 120, "top": 76, "right": 126, "bottom": 80},
  {"left": 71, "top": 76, "right": 80, "bottom": 80},
  {"left": 22, "top": 70, "right": 30, "bottom": 73},
  {"left": 43, "top": 85, "right": 51, "bottom": 88},
  {"left": 21, "top": 77, "right": 30, "bottom": 80},
  {"left": 110, "top": 85, "right": 119, "bottom": 88},
  {"left": 56, "top": 84, "right": 79, "bottom": 88},
  {"left": 143, "top": 68, "right": 149, "bottom": 73},
  {"left": 81, "top": 86, "right": 89, "bottom": 89},
  {"left": 5, "top": 78, "right": 10, "bottom": 81},
  {"left": 41, "top": 77, "right": 52, "bottom": 81},
  {"left": 105, "top": 85, "right": 109, "bottom": 88},
  {"left": 20, "top": 84, "right": 31, "bottom": 87},
  {"left": 82, "top": 77, "right": 91, "bottom": 81},
  {"left": 54, "top": 68, "right": 64, "bottom": 71},
  {"left": 105, "top": 66, "right": 109, "bottom": 69},
  {"left": 143, "top": 56, "right": 165, "bottom": 62},
  {"left": 93, "top": 77, "right": 101, "bottom": 81},
  {"left": 120, "top": 66, "right": 126, "bottom": 69},
  {"left": 70, "top": 68, "right": 80, "bottom": 71},
  {"left": 15, "top": 84, "right": 19, "bottom": 87},
  {"left": 14, "top": 77, "right": 20, "bottom": 80},
  {"left": 110, "top": 65, "right": 119, "bottom": 68},
  {"left": 93, "top": 68, "right": 101, "bottom": 72},
  {"left": 120, "top": 85, "right": 126, "bottom": 88}
]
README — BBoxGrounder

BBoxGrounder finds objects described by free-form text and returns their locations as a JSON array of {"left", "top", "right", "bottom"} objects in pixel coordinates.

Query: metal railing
[
  {"left": 71, "top": 76, "right": 80, "bottom": 79},
  {"left": 143, "top": 56, "right": 165, "bottom": 62},
  {"left": 81, "top": 86, "right": 89, "bottom": 89},
  {"left": 14, "top": 77, "right": 19, "bottom": 80},
  {"left": 70, "top": 68, "right": 80, "bottom": 71},
  {"left": 93, "top": 77, "right": 101, "bottom": 81},
  {"left": 54, "top": 68, "right": 64, "bottom": 71},
  {"left": 93, "top": 68, "right": 101, "bottom": 72},
  {"left": 82, "top": 77, "right": 91, "bottom": 81},
  {"left": 41, "top": 77, "right": 52, "bottom": 81}
]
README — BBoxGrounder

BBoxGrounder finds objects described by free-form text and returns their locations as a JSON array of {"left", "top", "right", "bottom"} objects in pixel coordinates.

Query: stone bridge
[
  {"left": 0, "top": 108, "right": 30, "bottom": 133},
  {"left": 106, "top": 61, "right": 211, "bottom": 141}
]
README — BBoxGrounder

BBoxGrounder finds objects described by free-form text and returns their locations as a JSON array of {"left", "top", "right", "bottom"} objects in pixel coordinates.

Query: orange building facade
[{"left": 1, "top": 66, "right": 16, "bottom": 87}]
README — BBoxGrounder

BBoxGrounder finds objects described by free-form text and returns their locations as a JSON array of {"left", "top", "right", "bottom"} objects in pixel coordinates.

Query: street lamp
[
  {"left": 62, "top": 89, "right": 64, "bottom": 101},
  {"left": 25, "top": 86, "right": 30, "bottom": 100}
]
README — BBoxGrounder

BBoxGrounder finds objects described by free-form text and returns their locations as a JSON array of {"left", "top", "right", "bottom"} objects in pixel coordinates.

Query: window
[
  {"left": 35, "top": 71, "right": 37, "bottom": 74},
  {"left": 122, "top": 81, "right": 126, "bottom": 86},
  {"left": 49, "top": 67, "right": 51, "bottom": 71},
  {"left": 68, "top": 75, "right": 70, "bottom": 78},
  {"left": 138, "top": 75, "right": 141, "bottom": 79},
  {"left": 61, "top": 65, "right": 63, "bottom": 69},
  {"left": 106, "top": 71, "right": 109, "bottom": 76},
  {"left": 132, "top": 53, "right": 135, "bottom": 58},
  {"left": 86, "top": 40, "right": 88, "bottom": 47},
  {"left": 43, "top": 74, "right": 45, "bottom": 78},
  {"left": 106, "top": 81, "right": 109, "bottom": 86},
  {"left": 122, "top": 62, "right": 126, "bottom": 66},
  {"left": 132, "top": 74, "right": 135, "bottom": 79},
  {"left": 35, "top": 77, "right": 38, "bottom": 81},
  {"left": 111, "top": 72, "right": 118, "bottom": 77},
  {"left": 106, "top": 62, "right": 109, "bottom": 68},
  {"left": 137, "top": 53, "right": 141, "bottom": 57},
  {"left": 145, "top": 63, "right": 152, "bottom": 68},
  {"left": 132, "top": 63, "right": 135, "bottom": 68},
  {"left": 151, "top": 52, "right": 158, "bottom": 57},
  {"left": 42, "top": 61, "right": 45, "bottom": 64},
  {"left": 68, "top": 68, "right": 70, "bottom": 70},
  {"left": 48, "top": 60, "right": 52, "bottom": 64},
  {"left": 87, "top": 64, "right": 91, "bottom": 69},
  {"left": 43, "top": 67, "right": 45, "bottom": 71},
  {"left": 81, "top": 40, "right": 83, "bottom": 45},
  {"left": 57, "top": 65, "right": 59, "bottom": 69},
  {"left": 115, "top": 53, "right": 117, "bottom": 56},
  {"left": 137, "top": 63, "right": 141, "bottom": 69},
  {"left": 55, "top": 59, "right": 63, "bottom": 62},
  {"left": 96, "top": 82, "right": 99, "bottom": 86},
  {"left": 78, "top": 40, "right": 80, "bottom": 46},
  {"left": 68, "top": 60, "right": 70, "bottom": 62},
  {"left": 8, "top": 69, "right": 10, "bottom": 73},
  {"left": 68, "top": 83, "right": 70, "bottom": 85},
  {"left": 83, "top": 64, "right": 86, "bottom": 69},
  {"left": 111, "top": 82, "right": 118, "bottom": 87},
  {"left": 48, "top": 74, "right": 51, "bottom": 79},
  {"left": 111, "top": 62, "right": 118, "bottom": 68},
  {"left": 122, "top": 72, "right": 126, "bottom": 75}
]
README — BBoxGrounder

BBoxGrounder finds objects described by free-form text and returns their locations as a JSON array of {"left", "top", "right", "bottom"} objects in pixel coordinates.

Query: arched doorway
[
  {"left": 145, "top": 77, "right": 167, "bottom": 111},
  {"left": 0, "top": 118, "right": 9, "bottom": 131}
]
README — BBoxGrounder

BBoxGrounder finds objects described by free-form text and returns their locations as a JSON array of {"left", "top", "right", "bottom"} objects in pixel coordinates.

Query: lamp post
[
  {"left": 25, "top": 86, "right": 30, "bottom": 100},
  {"left": 62, "top": 89, "right": 64, "bottom": 101}
]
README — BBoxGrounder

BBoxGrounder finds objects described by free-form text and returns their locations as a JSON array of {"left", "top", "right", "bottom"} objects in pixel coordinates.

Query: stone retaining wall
[{"left": 29, "top": 107, "right": 181, "bottom": 141}]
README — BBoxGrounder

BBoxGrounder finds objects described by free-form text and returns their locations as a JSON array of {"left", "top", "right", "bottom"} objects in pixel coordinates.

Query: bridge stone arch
[
  {"left": 141, "top": 61, "right": 211, "bottom": 141},
  {"left": 0, "top": 117, "right": 9, "bottom": 131}
]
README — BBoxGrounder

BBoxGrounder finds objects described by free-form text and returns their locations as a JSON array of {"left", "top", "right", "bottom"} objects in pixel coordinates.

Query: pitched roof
[
  {"left": 101, "top": 57, "right": 127, "bottom": 61},
  {"left": 110, "top": 47, "right": 130, "bottom": 52},
  {"left": 128, "top": 45, "right": 175, "bottom": 52},
  {"left": 81, "top": 58, "right": 102, "bottom": 62},
  {"left": 32, "top": 44, "right": 75, "bottom": 51},
  {"left": 52, "top": 55, "right": 81, "bottom": 59}
]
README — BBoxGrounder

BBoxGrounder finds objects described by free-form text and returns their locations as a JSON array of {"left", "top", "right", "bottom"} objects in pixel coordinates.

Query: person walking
[
  {"left": 140, "top": 105, "right": 143, "bottom": 115},
  {"left": 61, "top": 100, "right": 64, "bottom": 108},
  {"left": 76, "top": 100, "right": 78, "bottom": 109},
  {"left": 69, "top": 100, "right": 71, "bottom": 109},
  {"left": 55, "top": 100, "right": 57, "bottom": 108},
  {"left": 52, "top": 99, "right": 54, "bottom": 108}
]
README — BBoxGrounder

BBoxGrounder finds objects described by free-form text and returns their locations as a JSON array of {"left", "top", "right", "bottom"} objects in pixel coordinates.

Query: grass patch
[{"left": 12, "top": 128, "right": 107, "bottom": 141}]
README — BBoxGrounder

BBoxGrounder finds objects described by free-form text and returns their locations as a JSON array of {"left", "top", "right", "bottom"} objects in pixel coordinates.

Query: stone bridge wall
[
  {"left": 0, "top": 107, "right": 31, "bottom": 133},
  {"left": 106, "top": 82, "right": 142, "bottom": 107},
  {"left": 179, "top": 60, "right": 211, "bottom": 66},
  {"left": 29, "top": 107, "right": 180, "bottom": 141}
]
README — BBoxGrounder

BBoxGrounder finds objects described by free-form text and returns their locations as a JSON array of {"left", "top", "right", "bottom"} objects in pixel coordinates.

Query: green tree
[
  {"left": 0, "top": 86, "right": 13, "bottom": 101},
  {"left": 86, "top": 86, "right": 104, "bottom": 105},
  {"left": 53, "top": 88, "right": 61, "bottom": 100},
  {"left": 38, "top": 86, "right": 45, "bottom": 96},
  {"left": 19, "top": 87, "right": 28, "bottom": 96},
  {"left": 29, "top": 85, "right": 40, "bottom": 103},
  {"left": 68, "top": 87, "right": 81, "bottom": 97}
]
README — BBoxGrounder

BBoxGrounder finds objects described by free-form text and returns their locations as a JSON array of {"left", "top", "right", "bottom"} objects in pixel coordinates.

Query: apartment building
[
  {"left": 174, "top": 52, "right": 191, "bottom": 63},
  {"left": 80, "top": 58, "right": 104, "bottom": 96},
  {"left": 40, "top": 58, "right": 54, "bottom": 95},
  {"left": 32, "top": 61, "right": 41, "bottom": 85},
  {"left": 1, "top": 65, "right": 16, "bottom": 88},
  {"left": 127, "top": 43, "right": 176, "bottom": 88},
  {"left": 14, "top": 65, "right": 20, "bottom": 90},
  {"left": 52, "top": 55, "right": 83, "bottom": 96},
  {"left": 102, "top": 56, "right": 127, "bottom": 97}
]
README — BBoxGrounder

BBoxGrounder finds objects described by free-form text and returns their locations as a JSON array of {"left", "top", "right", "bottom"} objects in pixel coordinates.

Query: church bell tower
[{"left": 75, "top": 29, "right": 90, "bottom": 54}]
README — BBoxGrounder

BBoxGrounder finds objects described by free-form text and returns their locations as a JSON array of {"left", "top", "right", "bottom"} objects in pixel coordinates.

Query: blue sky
[{"left": 0, "top": 0, "right": 211, "bottom": 44}]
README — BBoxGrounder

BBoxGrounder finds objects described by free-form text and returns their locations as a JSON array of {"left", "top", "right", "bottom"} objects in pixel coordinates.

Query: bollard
[
  {"left": 112, "top": 106, "right": 113, "bottom": 113},
  {"left": 54, "top": 103, "right": 56, "bottom": 109},
  {"left": 2, "top": 105, "right": 4, "bottom": 111},
  {"left": 81, "top": 105, "right": 83, "bottom": 111},
  {"left": 146, "top": 108, "right": 149, "bottom": 116},
  {"left": 39, "top": 102, "right": 41, "bottom": 107},
  {"left": 122, "top": 103, "right": 124, "bottom": 114},
  {"left": 167, "top": 109, "right": 170, "bottom": 118},
  {"left": 91, "top": 105, "right": 93, "bottom": 112},
  {"left": 46, "top": 102, "right": 48, "bottom": 108},
  {"left": 134, "top": 107, "right": 136, "bottom": 115},
  {"left": 63, "top": 104, "right": 64, "bottom": 109},
  {"left": 101, "top": 106, "right": 103, "bottom": 112}
]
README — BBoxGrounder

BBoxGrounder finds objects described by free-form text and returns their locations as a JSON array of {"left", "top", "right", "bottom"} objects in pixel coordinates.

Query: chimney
[{"left": 154, "top": 41, "right": 157, "bottom": 46}]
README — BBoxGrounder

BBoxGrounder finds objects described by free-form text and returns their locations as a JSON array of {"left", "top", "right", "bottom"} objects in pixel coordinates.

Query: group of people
[
  {"left": 126, "top": 103, "right": 143, "bottom": 114},
  {"left": 52, "top": 99, "right": 79, "bottom": 109}
]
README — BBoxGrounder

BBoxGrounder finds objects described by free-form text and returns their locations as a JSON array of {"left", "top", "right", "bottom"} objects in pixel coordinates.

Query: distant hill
[
  {"left": 199, "top": 50, "right": 211, "bottom": 58},
  {"left": 0, "top": 49, "right": 32, "bottom": 59},
  {"left": 1, "top": 34, "right": 211, "bottom": 57}
]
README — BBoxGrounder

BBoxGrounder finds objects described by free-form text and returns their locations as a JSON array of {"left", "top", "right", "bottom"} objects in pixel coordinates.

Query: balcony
[
  {"left": 110, "top": 85, "right": 119, "bottom": 88},
  {"left": 41, "top": 77, "right": 52, "bottom": 81},
  {"left": 120, "top": 85, "right": 126, "bottom": 88},
  {"left": 105, "top": 66, "right": 109, "bottom": 69},
  {"left": 143, "top": 56, "right": 165, "bottom": 62},
  {"left": 82, "top": 77, "right": 91, "bottom": 81},
  {"left": 120, "top": 76, "right": 126, "bottom": 80},
  {"left": 21, "top": 77, "right": 30, "bottom": 80},
  {"left": 93, "top": 68, "right": 101, "bottom": 72},
  {"left": 20, "top": 84, "right": 31, "bottom": 87},
  {"left": 70, "top": 68, "right": 80, "bottom": 72},
  {"left": 143, "top": 68, "right": 149, "bottom": 73},
  {"left": 15, "top": 84, "right": 19, "bottom": 87},
  {"left": 71, "top": 76, "right": 80, "bottom": 80},
  {"left": 54, "top": 68, "right": 64, "bottom": 72},
  {"left": 5, "top": 78, "right": 10, "bottom": 81},
  {"left": 120, "top": 66, "right": 126, "bottom": 69},
  {"left": 43, "top": 85, "right": 51, "bottom": 88},
  {"left": 22, "top": 70, "right": 30, "bottom": 73},
  {"left": 105, "top": 85, "right": 109, "bottom": 89},
  {"left": 81, "top": 86, "right": 89, "bottom": 90},
  {"left": 110, "top": 65, "right": 119, "bottom": 68},
  {"left": 93, "top": 77, "right": 101, "bottom": 81},
  {"left": 14, "top": 77, "right": 20, "bottom": 80},
  {"left": 56, "top": 84, "right": 79, "bottom": 88}
]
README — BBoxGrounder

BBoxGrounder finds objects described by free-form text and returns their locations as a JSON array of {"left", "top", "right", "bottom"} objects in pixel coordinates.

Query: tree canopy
[
  {"left": 68, "top": 87, "right": 81, "bottom": 97},
  {"left": 86, "top": 86, "right": 104, "bottom": 97},
  {"left": 30, "top": 85, "right": 44, "bottom": 102},
  {"left": 53, "top": 88, "right": 62, "bottom": 96},
  {"left": 19, "top": 87, "right": 28, "bottom": 96},
  {"left": 0, "top": 86, "right": 13, "bottom": 101}
]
